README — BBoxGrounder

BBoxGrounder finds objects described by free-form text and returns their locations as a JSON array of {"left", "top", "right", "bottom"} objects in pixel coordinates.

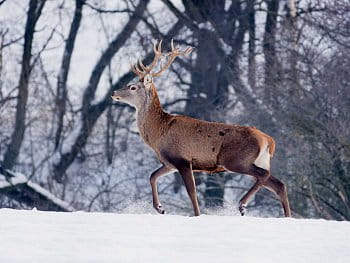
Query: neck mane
[{"left": 136, "top": 85, "right": 170, "bottom": 147}]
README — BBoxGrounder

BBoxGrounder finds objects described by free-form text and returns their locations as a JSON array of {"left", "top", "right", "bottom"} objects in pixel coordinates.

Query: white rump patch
[{"left": 254, "top": 143, "right": 270, "bottom": 170}]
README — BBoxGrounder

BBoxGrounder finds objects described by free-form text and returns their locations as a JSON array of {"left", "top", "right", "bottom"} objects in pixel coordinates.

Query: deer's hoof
[
  {"left": 239, "top": 204, "right": 247, "bottom": 216},
  {"left": 155, "top": 205, "right": 166, "bottom": 214}
]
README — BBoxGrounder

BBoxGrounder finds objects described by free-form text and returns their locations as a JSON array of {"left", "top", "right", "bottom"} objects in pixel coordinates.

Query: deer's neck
[{"left": 136, "top": 86, "right": 169, "bottom": 147}]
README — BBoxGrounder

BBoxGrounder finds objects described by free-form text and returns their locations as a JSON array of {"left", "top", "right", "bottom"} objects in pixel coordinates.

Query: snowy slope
[{"left": 0, "top": 209, "right": 349, "bottom": 263}]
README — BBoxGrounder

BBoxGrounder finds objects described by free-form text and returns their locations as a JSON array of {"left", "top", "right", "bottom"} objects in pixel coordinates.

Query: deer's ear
[{"left": 143, "top": 74, "right": 153, "bottom": 89}]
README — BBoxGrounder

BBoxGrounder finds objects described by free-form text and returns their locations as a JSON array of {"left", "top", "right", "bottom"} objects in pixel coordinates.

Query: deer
[{"left": 111, "top": 40, "right": 291, "bottom": 217}]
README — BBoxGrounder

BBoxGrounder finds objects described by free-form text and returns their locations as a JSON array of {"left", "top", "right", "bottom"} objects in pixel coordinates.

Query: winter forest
[{"left": 0, "top": 0, "right": 349, "bottom": 220}]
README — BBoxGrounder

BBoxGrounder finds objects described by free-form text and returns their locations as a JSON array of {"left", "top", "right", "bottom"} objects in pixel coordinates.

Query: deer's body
[
  {"left": 112, "top": 40, "right": 291, "bottom": 217},
  {"left": 137, "top": 93, "right": 272, "bottom": 173}
]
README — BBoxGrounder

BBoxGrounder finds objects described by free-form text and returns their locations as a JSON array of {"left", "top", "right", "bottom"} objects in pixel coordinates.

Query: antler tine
[
  {"left": 130, "top": 40, "right": 191, "bottom": 78},
  {"left": 171, "top": 38, "right": 175, "bottom": 51},
  {"left": 151, "top": 39, "right": 193, "bottom": 77},
  {"left": 184, "top": 47, "right": 193, "bottom": 54},
  {"left": 134, "top": 62, "right": 145, "bottom": 75},
  {"left": 145, "top": 39, "right": 162, "bottom": 71},
  {"left": 135, "top": 40, "right": 163, "bottom": 75},
  {"left": 130, "top": 58, "right": 145, "bottom": 77},
  {"left": 157, "top": 39, "right": 163, "bottom": 53},
  {"left": 130, "top": 60, "right": 139, "bottom": 75},
  {"left": 153, "top": 39, "right": 158, "bottom": 53},
  {"left": 139, "top": 56, "right": 148, "bottom": 71},
  {"left": 129, "top": 39, "right": 165, "bottom": 79}
]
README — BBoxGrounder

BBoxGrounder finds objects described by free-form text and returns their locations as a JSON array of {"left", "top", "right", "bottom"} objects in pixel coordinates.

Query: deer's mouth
[
  {"left": 111, "top": 95, "right": 121, "bottom": 101},
  {"left": 111, "top": 91, "right": 121, "bottom": 101}
]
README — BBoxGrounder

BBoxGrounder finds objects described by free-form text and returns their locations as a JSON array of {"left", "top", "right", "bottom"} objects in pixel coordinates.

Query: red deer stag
[{"left": 111, "top": 40, "right": 291, "bottom": 217}]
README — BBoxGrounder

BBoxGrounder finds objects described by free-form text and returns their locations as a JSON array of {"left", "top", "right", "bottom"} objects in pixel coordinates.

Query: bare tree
[
  {"left": 54, "top": 0, "right": 85, "bottom": 149},
  {"left": 1, "top": 0, "right": 349, "bottom": 219},
  {"left": 2, "top": 0, "right": 46, "bottom": 170}
]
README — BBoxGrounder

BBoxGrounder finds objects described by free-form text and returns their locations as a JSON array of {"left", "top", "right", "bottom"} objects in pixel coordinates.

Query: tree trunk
[
  {"left": 286, "top": 0, "right": 298, "bottom": 92},
  {"left": 54, "top": 0, "right": 85, "bottom": 149},
  {"left": 2, "top": 0, "right": 46, "bottom": 169},
  {"left": 248, "top": 0, "right": 256, "bottom": 90},
  {"left": 263, "top": 0, "right": 280, "bottom": 103}
]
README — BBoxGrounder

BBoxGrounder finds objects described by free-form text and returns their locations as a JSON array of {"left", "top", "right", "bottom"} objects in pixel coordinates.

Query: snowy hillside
[{"left": 0, "top": 209, "right": 349, "bottom": 263}]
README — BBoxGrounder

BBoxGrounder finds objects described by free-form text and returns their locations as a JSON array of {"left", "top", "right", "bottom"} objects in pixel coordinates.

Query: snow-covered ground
[{"left": 0, "top": 209, "right": 349, "bottom": 263}]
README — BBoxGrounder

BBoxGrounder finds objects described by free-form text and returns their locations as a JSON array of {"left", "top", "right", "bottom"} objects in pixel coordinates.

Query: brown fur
[
  {"left": 138, "top": 86, "right": 273, "bottom": 176},
  {"left": 112, "top": 83, "right": 291, "bottom": 217}
]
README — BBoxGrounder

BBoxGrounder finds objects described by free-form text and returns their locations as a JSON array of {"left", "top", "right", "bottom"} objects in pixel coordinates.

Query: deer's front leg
[
  {"left": 150, "top": 165, "right": 174, "bottom": 214},
  {"left": 179, "top": 165, "right": 200, "bottom": 216},
  {"left": 165, "top": 157, "right": 200, "bottom": 216}
]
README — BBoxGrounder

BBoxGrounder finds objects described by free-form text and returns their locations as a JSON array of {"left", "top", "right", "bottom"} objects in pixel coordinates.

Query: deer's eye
[{"left": 130, "top": 86, "right": 137, "bottom": 91}]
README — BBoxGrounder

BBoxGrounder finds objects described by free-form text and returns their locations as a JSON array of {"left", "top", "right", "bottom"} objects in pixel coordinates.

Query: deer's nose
[{"left": 111, "top": 91, "right": 120, "bottom": 100}]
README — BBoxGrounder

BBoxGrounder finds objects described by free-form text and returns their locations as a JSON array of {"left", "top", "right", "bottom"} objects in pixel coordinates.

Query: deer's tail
[{"left": 268, "top": 136, "right": 276, "bottom": 157}]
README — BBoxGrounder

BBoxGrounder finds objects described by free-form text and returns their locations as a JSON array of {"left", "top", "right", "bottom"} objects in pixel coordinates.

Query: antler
[
  {"left": 130, "top": 39, "right": 193, "bottom": 79},
  {"left": 151, "top": 39, "right": 193, "bottom": 77},
  {"left": 130, "top": 40, "right": 163, "bottom": 78}
]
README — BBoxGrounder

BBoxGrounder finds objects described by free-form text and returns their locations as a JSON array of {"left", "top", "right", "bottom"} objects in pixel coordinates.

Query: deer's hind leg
[
  {"left": 238, "top": 165, "right": 270, "bottom": 215},
  {"left": 263, "top": 175, "right": 291, "bottom": 217},
  {"left": 224, "top": 162, "right": 270, "bottom": 216}
]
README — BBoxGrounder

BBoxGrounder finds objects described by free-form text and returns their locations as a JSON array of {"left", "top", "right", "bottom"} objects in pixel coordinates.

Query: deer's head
[{"left": 111, "top": 40, "right": 192, "bottom": 109}]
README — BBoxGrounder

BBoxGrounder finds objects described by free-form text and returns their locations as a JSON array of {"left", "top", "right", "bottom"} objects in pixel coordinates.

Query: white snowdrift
[
  {"left": 0, "top": 209, "right": 349, "bottom": 263},
  {"left": 0, "top": 171, "right": 74, "bottom": 212}
]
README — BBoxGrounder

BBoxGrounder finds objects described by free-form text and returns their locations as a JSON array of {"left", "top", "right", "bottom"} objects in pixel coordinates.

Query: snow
[
  {"left": 0, "top": 172, "right": 27, "bottom": 187},
  {"left": 0, "top": 171, "right": 74, "bottom": 212},
  {"left": 26, "top": 181, "right": 75, "bottom": 212},
  {"left": 0, "top": 209, "right": 349, "bottom": 263}
]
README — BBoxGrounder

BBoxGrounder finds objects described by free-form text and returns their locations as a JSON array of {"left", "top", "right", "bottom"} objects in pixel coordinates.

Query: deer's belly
[
  {"left": 192, "top": 162, "right": 225, "bottom": 173},
  {"left": 190, "top": 149, "right": 222, "bottom": 172}
]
